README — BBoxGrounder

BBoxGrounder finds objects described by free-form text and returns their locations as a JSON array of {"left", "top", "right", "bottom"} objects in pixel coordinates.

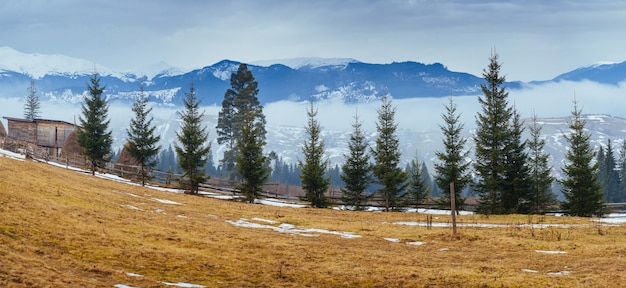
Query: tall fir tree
[
  {"left": 126, "top": 84, "right": 161, "bottom": 186},
  {"left": 420, "top": 162, "right": 438, "bottom": 197},
  {"left": 340, "top": 112, "right": 373, "bottom": 210},
  {"left": 24, "top": 80, "right": 41, "bottom": 120},
  {"left": 599, "top": 139, "right": 620, "bottom": 203},
  {"left": 502, "top": 109, "right": 532, "bottom": 213},
  {"left": 473, "top": 52, "right": 514, "bottom": 215},
  {"left": 77, "top": 73, "right": 113, "bottom": 175},
  {"left": 434, "top": 97, "right": 471, "bottom": 211},
  {"left": 527, "top": 114, "right": 555, "bottom": 213},
  {"left": 236, "top": 111, "right": 270, "bottom": 203},
  {"left": 371, "top": 96, "right": 407, "bottom": 211},
  {"left": 560, "top": 100, "right": 604, "bottom": 217},
  {"left": 216, "top": 64, "right": 266, "bottom": 181},
  {"left": 618, "top": 141, "right": 626, "bottom": 203},
  {"left": 175, "top": 84, "right": 211, "bottom": 194},
  {"left": 299, "top": 101, "right": 330, "bottom": 208},
  {"left": 405, "top": 156, "right": 428, "bottom": 208}
]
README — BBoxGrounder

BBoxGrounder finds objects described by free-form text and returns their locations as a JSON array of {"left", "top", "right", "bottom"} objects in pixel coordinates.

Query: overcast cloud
[{"left": 2, "top": 0, "right": 626, "bottom": 81}]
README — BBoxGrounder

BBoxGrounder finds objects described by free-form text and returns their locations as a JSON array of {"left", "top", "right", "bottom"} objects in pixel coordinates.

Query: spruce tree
[
  {"left": 299, "top": 101, "right": 330, "bottom": 208},
  {"left": 502, "top": 109, "right": 532, "bottom": 213},
  {"left": 560, "top": 100, "right": 604, "bottom": 217},
  {"left": 126, "top": 85, "right": 161, "bottom": 186},
  {"left": 24, "top": 80, "right": 41, "bottom": 120},
  {"left": 527, "top": 114, "right": 555, "bottom": 213},
  {"left": 216, "top": 64, "right": 266, "bottom": 181},
  {"left": 405, "top": 156, "right": 428, "bottom": 208},
  {"left": 175, "top": 84, "right": 211, "bottom": 194},
  {"left": 77, "top": 73, "right": 113, "bottom": 175},
  {"left": 434, "top": 97, "right": 471, "bottom": 211},
  {"left": 340, "top": 112, "right": 373, "bottom": 210},
  {"left": 618, "top": 141, "right": 626, "bottom": 203},
  {"left": 236, "top": 111, "right": 270, "bottom": 203},
  {"left": 371, "top": 96, "right": 407, "bottom": 211},
  {"left": 599, "top": 139, "right": 620, "bottom": 203},
  {"left": 473, "top": 52, "right": 514, "bottom": 215}
]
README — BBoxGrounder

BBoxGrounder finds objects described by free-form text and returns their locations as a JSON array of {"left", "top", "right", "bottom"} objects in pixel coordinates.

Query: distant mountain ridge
[
  {"left": 0, "top": 47, "right": 510, "bottom": 105},
  {"left": 1, "top": 47, "right": 626, "bottom": 106}
]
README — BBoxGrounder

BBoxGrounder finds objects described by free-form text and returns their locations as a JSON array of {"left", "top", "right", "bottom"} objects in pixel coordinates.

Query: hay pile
[
  {"left": 60, "top": 130, "right": 84, "bottom": 157},
  {"left": 0, "top": 120, "right": 6, "bottom": 138},
  {"left": 116, "top": 143, "right": 140, "bottom": 167}
]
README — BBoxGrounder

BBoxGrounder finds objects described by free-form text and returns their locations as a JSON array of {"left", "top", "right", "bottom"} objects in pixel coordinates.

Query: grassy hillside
[{"left": 1, "top": 155, "right": 625, "bottom": 287}]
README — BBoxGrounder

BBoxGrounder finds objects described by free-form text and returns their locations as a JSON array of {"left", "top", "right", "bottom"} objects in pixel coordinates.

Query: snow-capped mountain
[
  {"left": 252, "top": 57, "right": 360, "bottom": 70},
  {"left": 0, "top": 46, "right": 137, "bottom": 81},
  {"left": 547, "top": 61, "right": 626, "bottom": 84},
  {"left": 0, "top": 47, "right": 509, "bottom": 105}
]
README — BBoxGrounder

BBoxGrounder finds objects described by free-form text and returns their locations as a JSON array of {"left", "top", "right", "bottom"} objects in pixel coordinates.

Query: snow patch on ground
[
  {"left": 162, "top": 282, "right": 206, "bottom": 287},
  {"left": 0, "top": 148, "right": 25, "bottom": 160},
  {"left": 226, "top": 218, "right": 361, "bottom": 239},
  {"left": 152, "top": 198, "right": 181, "bottom": 205},
  {"left": 535, "top": 250, "right": 567, "bottom": 254}
]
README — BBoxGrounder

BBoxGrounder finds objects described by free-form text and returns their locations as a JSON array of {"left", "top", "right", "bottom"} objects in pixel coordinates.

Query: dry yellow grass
[{"left": 1, "top": 155, "right": 625, "bottom": 287}]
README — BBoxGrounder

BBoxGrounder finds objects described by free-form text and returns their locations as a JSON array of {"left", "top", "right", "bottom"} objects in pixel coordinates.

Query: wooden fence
[{"left": 0, "top": 137, "right": 499, "bottom": 210}]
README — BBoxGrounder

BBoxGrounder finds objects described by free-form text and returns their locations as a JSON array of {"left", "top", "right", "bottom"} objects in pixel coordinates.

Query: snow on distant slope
[
  {"left": 252, "top": 57, "right": 360, "bottom": 69},
  {"left": 0, "top": 46, "right": 133, "bottom": 80},
  {"left": 137, "top": 61, "right": 185, "bottom": 79}
]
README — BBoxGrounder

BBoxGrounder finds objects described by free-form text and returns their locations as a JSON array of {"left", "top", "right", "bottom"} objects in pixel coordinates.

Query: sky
[{"left": 2, "top": 0, "right": 626, "bottom": 82}]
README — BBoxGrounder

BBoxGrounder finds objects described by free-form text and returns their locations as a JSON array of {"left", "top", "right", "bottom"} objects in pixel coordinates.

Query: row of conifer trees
[{"left": 69, "top": 52, "right": 608, "bottom": 217}]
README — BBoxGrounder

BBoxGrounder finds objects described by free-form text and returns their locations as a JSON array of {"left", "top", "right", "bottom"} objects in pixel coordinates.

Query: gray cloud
[{"left": 2, "top": 0, "right": 626, "bottom": 81}]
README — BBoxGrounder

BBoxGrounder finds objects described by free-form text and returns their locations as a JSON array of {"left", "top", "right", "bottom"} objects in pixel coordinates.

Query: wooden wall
[{"left": 5, "top": 118, "right": 75, "bottom": 157}]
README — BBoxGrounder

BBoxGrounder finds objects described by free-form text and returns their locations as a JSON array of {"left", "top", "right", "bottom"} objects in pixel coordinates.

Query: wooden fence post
[{"left": 450, "top": 182, "right": 457, "bottom": 235}]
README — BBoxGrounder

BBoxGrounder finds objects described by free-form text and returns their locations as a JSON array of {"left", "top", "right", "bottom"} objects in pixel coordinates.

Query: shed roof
[{"left": 3, "top": 117, "right": 75, "bottom": 126}]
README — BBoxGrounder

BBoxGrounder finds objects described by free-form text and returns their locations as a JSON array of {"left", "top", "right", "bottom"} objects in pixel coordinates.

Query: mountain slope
[
  {"left": 0, "top": 48, "right": 508, "bottom": 105},
  {"left": 550, "top": 61, "right": 626, "bottom": 84}
]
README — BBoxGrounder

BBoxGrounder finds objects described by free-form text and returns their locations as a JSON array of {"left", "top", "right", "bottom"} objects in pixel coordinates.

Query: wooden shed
[{"left": 3, "top": 117, "right": 76, "bottom": 157}]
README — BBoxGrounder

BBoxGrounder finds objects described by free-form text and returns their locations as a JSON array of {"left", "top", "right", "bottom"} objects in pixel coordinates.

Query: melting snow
[
  {"left": 126, "top": 272, "right": 142, "bottom": 277},
  {"left": 226, "top": 218, "right": 361, "bottom": 238},
  {"left": 535, "top": 250, "right": 567, "bottom": 254},
  {"left": 547, "top": 271, "right": 572, "bottom": 276},
  {"left": 384, "top": 238, "right": 400, "bottom": 243},
  {"left": 162, "top": 282, "right": 206, "bottom": 288},
  {"left": 406, "top": 241, "right": 425, "bottom": 246},
  {"left": 121, "top": 204, "right": 142, "bottom": 211},
  {"left": 152, "top": 198, "right": 181, "bottom": 205},
  {"left": 522, "top": 269, "right": 539, "bottom": 273}
]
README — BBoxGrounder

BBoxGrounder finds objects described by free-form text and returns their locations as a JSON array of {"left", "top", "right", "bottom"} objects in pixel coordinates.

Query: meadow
[{"left": 0, "top": 154, "right": 625, "bottom": 287}]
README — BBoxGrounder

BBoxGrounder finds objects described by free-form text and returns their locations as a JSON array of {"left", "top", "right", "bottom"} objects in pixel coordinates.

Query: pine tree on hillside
[
  {"left": 560, "top": 100, "right": 604, "bottom": 217},
  {"left": 299, "top": 102, "right": 330, "bottom": 208},
  {"left": 216, "top": 64, "right": 266, "bottom": 182},
  {"left": 236, "top": 111, "right": 270, "bottom": 203},
  {"left": 434, "top": 97, "right": 471, "bottom": 211},
  {"left": 527, "top": 114, "right": 555, "bottom": 213},
  {"left": 77, "top": 73, "right": 113, "bottom": 175},
  {"left": 618, "top": 141, "right": 626, "bottom": 203},
  {"left": 340, "top": 112, "right": 373, "bottom": 210},
  {"left": 473, "top": 52, "right": 514, "bottom": 215},
  {"left": 420, "top": 162, "right": 438, "bottom": 197},
  {"left": 405, "top": 156, "right": 428, "bottom": 208},
  {"left": 24, "top": 80, "right": 41, "bottom": 120},
  {"left": 502, "top": 109, "right": 532, "bottom": 213},
  {"left": 126, "top": 85, "right": 161, "bottom": 186},
  {"left": 175, "top": 84, "right": 211, "bottom": 194},
  {"left": 599, "top": 139, "right": 620, "bottom": 203},
  {"left": 371, "top": 96, "right": 407, "bottom": 211}
]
